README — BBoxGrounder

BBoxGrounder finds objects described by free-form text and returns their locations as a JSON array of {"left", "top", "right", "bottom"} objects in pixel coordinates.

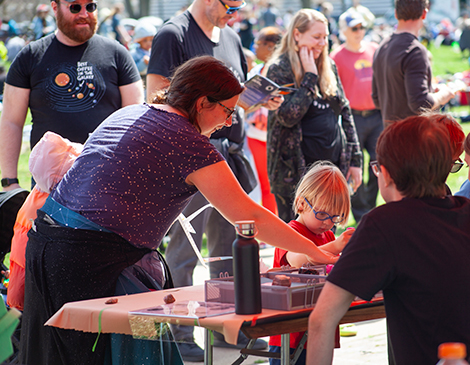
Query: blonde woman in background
[{"left": 265, "top": 9, "right": 362, "bottom": 222}]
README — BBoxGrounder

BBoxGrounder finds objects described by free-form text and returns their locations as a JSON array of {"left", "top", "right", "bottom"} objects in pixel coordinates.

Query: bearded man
[{"left": 0, "top": 0, "right": 142, "bottom": 192}]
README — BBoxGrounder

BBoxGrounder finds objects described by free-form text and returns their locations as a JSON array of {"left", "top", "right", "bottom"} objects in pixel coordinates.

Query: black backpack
[{"left": 0, "top": 188, "right": 29, "bottom": 264}]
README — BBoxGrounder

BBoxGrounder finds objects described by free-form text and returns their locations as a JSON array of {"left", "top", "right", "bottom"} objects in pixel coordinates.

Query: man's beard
[{"left": 56, "top": 5, "right": 97, "bottom": 43}]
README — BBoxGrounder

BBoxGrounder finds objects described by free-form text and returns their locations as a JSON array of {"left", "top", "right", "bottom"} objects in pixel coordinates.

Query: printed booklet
[{"left": 238, "top": 74, "right": 296, "bottom": 112}]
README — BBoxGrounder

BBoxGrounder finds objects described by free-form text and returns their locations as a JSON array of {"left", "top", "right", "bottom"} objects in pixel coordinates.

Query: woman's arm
[
  {"left": 187, "top": 161, "right": 338, "bottom": 264},
  {"left": 293, "top": 228, "right": 356, "bottom": 265},
  {"left": 286, "top": 251, "right": 309, "bottom": 268}
]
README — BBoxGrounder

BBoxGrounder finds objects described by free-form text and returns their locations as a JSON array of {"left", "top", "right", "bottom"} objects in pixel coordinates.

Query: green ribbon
[{"left": 92, "top": 308, "right": 109, "bottom": 352}]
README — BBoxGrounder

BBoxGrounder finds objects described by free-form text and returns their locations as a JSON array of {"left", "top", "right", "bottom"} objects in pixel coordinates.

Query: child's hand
[
  {"left": 1, "top": 269, "right": 10, "bottom": 279},
  {"left": 334, "top": 227, "right": 355, "bottom": 253}
]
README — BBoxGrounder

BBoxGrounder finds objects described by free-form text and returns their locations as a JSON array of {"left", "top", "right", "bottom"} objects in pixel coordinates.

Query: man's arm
[
  {"left": 430, "top": 84, "right": 455, "bottom": 110},
  {"left": 307, "top": 282, "right": 356, "bottom": 364},
  {"left": 0, "top": 84, "right": 30, "bottom": 191},
  {"left": 119, "top": 80, "right": 144, "bottom": 107},
  {"left": 146, "top": 74, "right": 170, "bottom": 103},
  {"left": 405, "top": 48, "right": 454, "bottom": 113}
]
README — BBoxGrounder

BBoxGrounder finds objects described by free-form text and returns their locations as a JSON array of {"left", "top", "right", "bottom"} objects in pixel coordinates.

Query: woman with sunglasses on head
[
  {"left": 268, "top": 161, "right": 354, "bottom": 364},
  {"left": 20, "top": 56, "right": 339, "bottom": 365},
  {"left": 265, "top": 8, "right": 363, "bottom": 223}
]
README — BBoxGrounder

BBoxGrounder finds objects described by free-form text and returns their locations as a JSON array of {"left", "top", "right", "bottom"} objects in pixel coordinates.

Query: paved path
[{"left": 185, "top": 247, "right": 389, "bottom": 364}]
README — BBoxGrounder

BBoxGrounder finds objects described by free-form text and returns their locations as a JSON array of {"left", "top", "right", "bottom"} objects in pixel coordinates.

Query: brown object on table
[
  {"left": 163, "top": 294, "right": 176, "bottom": 304},
  {"left": 105, "top": 298, "right": 118, "bottom": 305},
  {"left": 272, "top": 274, "right": 291, "bottom": 287}
]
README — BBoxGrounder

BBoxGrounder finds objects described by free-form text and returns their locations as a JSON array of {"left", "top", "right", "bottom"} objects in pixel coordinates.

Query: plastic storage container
[
  {"left": 437, "top": 343, "right": 469, "bottom": 364},
  {"left": 205, "top": 271, "right": 326, "bottom": 311}
]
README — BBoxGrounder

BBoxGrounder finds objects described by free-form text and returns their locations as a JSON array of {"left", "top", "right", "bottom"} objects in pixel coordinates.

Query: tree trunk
[
  {"left": 124, "top": 0, "right": 136, "bottom": 19},
  {"left": 140, "top": 0, "right": 151, "bottom": 17}
]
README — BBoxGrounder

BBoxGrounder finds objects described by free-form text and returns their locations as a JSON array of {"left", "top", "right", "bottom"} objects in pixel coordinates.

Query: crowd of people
[{"left": 1, "top": 0, "right": 470, "bottom": 364}]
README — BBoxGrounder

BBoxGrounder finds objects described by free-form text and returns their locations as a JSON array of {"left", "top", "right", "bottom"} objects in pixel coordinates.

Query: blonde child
[{"left": 268, "top": 161, "right": 355, "bottom": 364}]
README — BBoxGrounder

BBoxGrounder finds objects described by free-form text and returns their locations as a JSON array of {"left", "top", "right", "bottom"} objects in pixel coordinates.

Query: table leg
[
  {"left": 280, "top": 333, "right": 290, "bottom": 365},
  {"left": 204, "top": 328, "right": 213, "bottom": 365}
]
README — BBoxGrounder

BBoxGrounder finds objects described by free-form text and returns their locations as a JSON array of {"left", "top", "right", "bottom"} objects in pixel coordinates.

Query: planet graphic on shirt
[
  {"left": 45, "top": 63, "right": 105, "bottom": 113},
  {"left": 55, "top": 73, "right": 70, "bottom": 87}
]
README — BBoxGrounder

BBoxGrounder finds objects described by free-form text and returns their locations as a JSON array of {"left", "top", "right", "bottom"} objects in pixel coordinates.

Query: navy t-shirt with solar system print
[
  {"left": 51, "top": 104, "right": 225, "bottom": 249},
  {"left": 6, "top": 33, "right": 140, "bottom": 148}
]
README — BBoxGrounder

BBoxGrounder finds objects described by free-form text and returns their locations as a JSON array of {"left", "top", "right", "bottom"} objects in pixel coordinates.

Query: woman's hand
[
  {"left": 262, "top": 95, "right": 284, "bottom": 111},
  {"left": 299, "top": 46, "right": 318, "bottom": 75},
  {"left": 306, "top": 247, "right": 339, "bottom": 265},
  {"left": 333, "top": 228, "right": 355, "bottom": 253},
  {"left": 346, "top": 166, "right": 363, "bottom": 193}
]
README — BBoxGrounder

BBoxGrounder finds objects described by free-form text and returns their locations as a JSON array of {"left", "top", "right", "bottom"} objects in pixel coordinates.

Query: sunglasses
[
  {"left": 217, "top": 0, "right": 246, "bottom": 14},
  {"left": 450, "top": 158, "right": 464, "bottom": 173},
  {"left": 60, "top": 1, "right": 97, "bottom": 14},
  {"left": 351, "top": 25, "right": 365, "bottom": 32}
]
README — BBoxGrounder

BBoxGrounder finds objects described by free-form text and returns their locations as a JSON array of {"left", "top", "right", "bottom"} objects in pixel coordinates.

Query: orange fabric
[
  {"left": 7, "top": 261, "right": 26, "bottom": 311},
  {"left": 7, "top": 188, "right": 48, "bottom": 310}
]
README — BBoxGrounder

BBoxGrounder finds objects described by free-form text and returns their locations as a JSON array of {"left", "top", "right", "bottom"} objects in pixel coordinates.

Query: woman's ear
[
  {"left": 293, "top": 28, "right": 300, "bottom": 43},
  {"left": 196, "top": 96, "right": 206, "bottom": 114}
]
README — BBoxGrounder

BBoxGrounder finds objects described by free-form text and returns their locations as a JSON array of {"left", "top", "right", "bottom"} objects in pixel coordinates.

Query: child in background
[
  {"left": 242, "top": 47, "right": 256, "bottom": 73},
  {"left": 7, "top": 132, "right": 83, "bottom": 310},
  {"left": 268, "top": 161, "right": 355, "bottom": 364},
  {"left": 246, "top": 27, "right": 283, "bottom": 215},
  {"left": 130, "top": 22, "right": 157, "bottom": 84}
]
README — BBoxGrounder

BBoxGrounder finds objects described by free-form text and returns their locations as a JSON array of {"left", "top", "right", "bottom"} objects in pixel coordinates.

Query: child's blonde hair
[{"left": 293, "top": 161, "right": 350, "bottom": 226}]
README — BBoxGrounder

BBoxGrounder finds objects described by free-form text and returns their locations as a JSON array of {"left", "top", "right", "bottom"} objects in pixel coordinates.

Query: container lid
[
  {"left": 438, "top": 343, "right": 467, "bottom": 359},
  {"left": 235, "top": 220, "right": 256, "bottom": 237}
]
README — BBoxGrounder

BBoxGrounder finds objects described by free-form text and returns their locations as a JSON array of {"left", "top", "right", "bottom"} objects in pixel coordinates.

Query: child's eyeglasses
[
  {"left": 60, "top": 1, "right": 97, "bottom": 14},
  {"left": 216, "top": 101, "right": 235, "bottom": 120},
  {"left": 303, "top": 198, "right": 344, "bottom": 224},
  {"left": 217, "top": 0, "right": 246, "bottom": 14},
  {"left": 450, "top": 158, "right": 464, "bottom": 173}
]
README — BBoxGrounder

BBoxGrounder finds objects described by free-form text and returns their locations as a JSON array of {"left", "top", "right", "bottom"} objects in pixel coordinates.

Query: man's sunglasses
[
  {"left": 60, "top": 1, "right": 97, "bottom": 14},
  {"left": 351, "top": 25, "right": 365, "bottom": 32},
  {"left": 217, "top": 0, "right": 246, "bottom": 14}
]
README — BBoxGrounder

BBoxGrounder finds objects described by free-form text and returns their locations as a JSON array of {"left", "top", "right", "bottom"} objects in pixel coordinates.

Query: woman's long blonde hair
[{"left": 266, "top": 9, "right": 337, "bottom": 98}]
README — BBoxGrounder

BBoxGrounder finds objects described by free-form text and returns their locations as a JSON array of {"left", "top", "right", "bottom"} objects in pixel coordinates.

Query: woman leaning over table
[
  {"left": 20, "top": 56, "right": 339, "bottom": 365},
  {"left": 265, "top": 9, "right": 363, "bottom": 222}
]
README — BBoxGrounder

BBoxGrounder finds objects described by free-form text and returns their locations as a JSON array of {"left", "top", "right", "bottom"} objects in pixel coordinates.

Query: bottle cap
[
  {"left": 438, "top": 343, "right": 467, "bottom": 359},
  {"left": 235, "top": 220, "right": 256, "bottom": 237}
]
